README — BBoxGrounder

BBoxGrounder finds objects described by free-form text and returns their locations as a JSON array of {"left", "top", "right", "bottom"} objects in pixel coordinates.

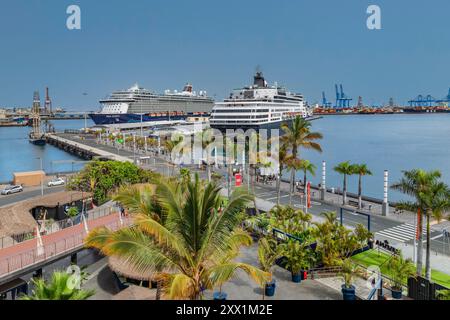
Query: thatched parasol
[
  {"left": 108, "top": 256, "right": 155, "bottom": 282},
  {"left": 112, "top": 285, "right": 157, "bottom": 300}
]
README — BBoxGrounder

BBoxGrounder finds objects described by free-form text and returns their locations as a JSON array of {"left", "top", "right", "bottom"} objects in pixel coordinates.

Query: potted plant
[
  {"left": 258, "top": 237, "right": 282, "bottom": 297},
  {"left": 66, "top": 207, "right": 80, "bottom": 225},
  {"left": 340, "top": 259, "right": 358, "bottom": 300},
  {"left": 281, "top": 240, "right": 314, "bottom": 283},
  {"left": 387, "top": 254, "right": 415, "bottom": 299}
]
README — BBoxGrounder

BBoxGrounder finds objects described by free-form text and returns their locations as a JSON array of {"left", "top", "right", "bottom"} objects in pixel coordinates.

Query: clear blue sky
[{"left": 1, "top": 0, "right": 449, "bottom": 110}]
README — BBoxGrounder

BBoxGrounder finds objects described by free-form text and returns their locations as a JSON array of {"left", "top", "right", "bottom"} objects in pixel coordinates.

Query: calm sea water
[
  {"left": 1, "top": 115, "right": 448, "bottom": 201},
  {"left": 300, "top": 114, "right": 450, "bottom": 201},
  {"left": 0, "top": 119, "right": 94, "bottom": 183}
]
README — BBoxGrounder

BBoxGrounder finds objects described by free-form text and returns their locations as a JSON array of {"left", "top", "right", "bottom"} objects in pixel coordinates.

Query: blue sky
[{"left": 0, "top": 0, "right": 449, "bottom": 110}]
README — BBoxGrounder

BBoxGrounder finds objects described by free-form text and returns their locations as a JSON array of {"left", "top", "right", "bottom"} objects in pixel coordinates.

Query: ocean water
[
  {"left": 299, "top": 114, "right": 450, "bottom": 201},
  {"left": 0, "top": 119, "right": 94, "bottom": 183}
]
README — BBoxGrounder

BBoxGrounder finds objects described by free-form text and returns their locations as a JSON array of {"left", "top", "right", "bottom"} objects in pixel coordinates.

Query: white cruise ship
[
  {"left": 89, "top": 83, "right": 214, "bottom": 125},
  {"left": 209, "top": 72, "right": 311, "bottom": 131}
]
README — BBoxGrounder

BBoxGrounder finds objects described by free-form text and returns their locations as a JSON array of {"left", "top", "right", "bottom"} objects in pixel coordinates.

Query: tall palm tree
[
  {"left": 333, "top": 161, "right": 354, "bottom": 205},
  {"left": 276, "top": 145, "right": 289, "bottom": 205},
  {"left": 21, "top": 271, "right": 94, "bottom": 300},
  {"left": 298, "top": 160, "right": 317, "bottom": 197},
  {"left": 391, "top": 169, "right": 444, "bottom": 277},
  {"left": 352, "top": 164, "right": 373, "bottom": 209},
  {"left": 418, "top": 180, "right": 450, "bottom": 279},
  {"left": 285, "top": 157, "right": 302, "bottom": 205},
  {"left": 197, "top": 129, "right": 215, "bottom": 182},
  {"left": 281, "top": 116, "right": 323, "bottom": 200},
  {"left": 86, "top": 175, "right": 269, "bottom": 300}
]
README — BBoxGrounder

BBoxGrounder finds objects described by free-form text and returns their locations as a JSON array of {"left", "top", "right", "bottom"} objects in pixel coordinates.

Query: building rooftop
[{"left": 0, "top": 191, "right": 91, "bottom": 238}]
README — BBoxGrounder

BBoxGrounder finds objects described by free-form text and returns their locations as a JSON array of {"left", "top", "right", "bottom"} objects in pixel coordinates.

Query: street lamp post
[
  {"left": 382, "top": 170, "right": 389, "bottom": 216},
  {"left": 321, "top": 161, "right": 326, "bottom": 200}
]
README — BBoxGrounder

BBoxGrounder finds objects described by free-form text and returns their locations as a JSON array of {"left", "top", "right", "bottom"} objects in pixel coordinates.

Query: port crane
[
  {"left": 408, "top": 94, "right": 437, "bottom": 107},
  {"left": 321, "top": 92, "right": 333, "bottom": 108},
  {"left": 335, "top": 84, "right": 352, "bottom": 108}
]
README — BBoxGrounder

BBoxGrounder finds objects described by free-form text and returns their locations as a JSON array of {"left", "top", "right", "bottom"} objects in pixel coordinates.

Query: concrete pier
[{"left": 45, "top": 133, "right": 132, "bottom": 163}]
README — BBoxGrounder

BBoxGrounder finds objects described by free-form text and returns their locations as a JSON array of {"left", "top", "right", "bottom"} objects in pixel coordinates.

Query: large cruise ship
[
  {"left": 209, "top": 72, "right": 312, "bottom": 132},
  {"left": 89, "top": 83, "right": 214, "bottom": 125}
]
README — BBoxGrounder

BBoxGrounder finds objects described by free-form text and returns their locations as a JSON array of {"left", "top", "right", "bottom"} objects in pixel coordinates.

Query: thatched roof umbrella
[
  {"left": 108, "top": 256, "right": 155, "bottom": 282},
  {"left": 112, "top": 285, "right": 157, "bottom": 300}
]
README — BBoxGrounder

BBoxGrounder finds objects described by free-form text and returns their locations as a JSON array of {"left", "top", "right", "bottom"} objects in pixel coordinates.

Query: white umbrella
[
  {"left": 36, "top": 226, "right": 44, "bottom": 257},
  {"left": 81, "top": 213, "right": 89, "bottom": 234}
]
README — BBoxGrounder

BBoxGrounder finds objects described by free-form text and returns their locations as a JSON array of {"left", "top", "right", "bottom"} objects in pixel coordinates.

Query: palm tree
[
  {"left": 113, "top": 184, "right": 163, "bottom": 222},
  {"left": 418, "top": 180, "right": 450, "bottom": 279},
  {"left": 163, "top": 135, "right": 184, "bottom": 174},
  {"left": 352, "top": 164, "right": 372, "bottom": 209},
  {"left": 86, "top": 175, "right": 269, "bottom": 300},
  {"left": 197, "top": 129, "right": 215, "bottom": 182},
  {"left": 21, "top": 271, "right": 94, "bottom": 300},
  {"left": 333, "top": 161, "right": 354, "bottom": 205},
  {"left": 391, "top": 169, "right": 448, "bottom": 277},
  {"left": 276, "top": 145, "right": 289, "bottom": 205},
  {"left": 285, "top": 157, "right": 302, "bottom": 205},
  {"left": 298, "top": 160, "right": 317, "bottom": 197},
  {"left": 281, "top": 116, "right": 323, "bottom": 201}
]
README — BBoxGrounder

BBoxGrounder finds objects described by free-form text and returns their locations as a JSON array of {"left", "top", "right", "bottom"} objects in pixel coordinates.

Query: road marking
[
  {"left": 375, "top": 223, "right": 428, "bottom": 243},
  {"left": 431, "top": 234, "right": 443, "bottom": 240},
  {"left": 265, "top": 195, "right": 289, "bottom": 201}
]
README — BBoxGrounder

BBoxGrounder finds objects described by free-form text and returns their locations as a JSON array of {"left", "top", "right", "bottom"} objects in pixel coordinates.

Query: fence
[
  {"left": 0, "top": 206, "right": 118, "bottom": 250},
  {"left": 408, "top": 276, "right": 450, "bottom": 300},
  {"left": 0, "top": 218, "right": 129, "bottom": 278}
]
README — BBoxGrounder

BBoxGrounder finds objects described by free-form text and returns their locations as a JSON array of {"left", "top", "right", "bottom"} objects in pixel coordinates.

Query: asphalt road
[{"left": 0, "top": 185, "right": 66, "bottom": 208}]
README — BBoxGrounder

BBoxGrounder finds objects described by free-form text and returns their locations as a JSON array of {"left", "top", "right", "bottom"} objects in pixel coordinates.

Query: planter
[
  {"left": 341, "top": 285, "right": 356, "bottom": 301},
  {"left": 213, "top": 292, "right": 228, "bottom": 300},
  {"left": 391, "top": 288, "right": 403, "bottom": 299},
  {"left": 301, "top": 270, "right": 308, "bottom": 280},
  {"left": 291, "top": 273, "right": 302, "bottom": 283},
  {"left": 265, "top": 281, "right": 276, "bottom": 297}
]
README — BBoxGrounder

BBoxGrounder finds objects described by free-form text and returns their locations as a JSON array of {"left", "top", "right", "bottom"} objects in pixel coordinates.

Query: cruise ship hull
[
  {"left": 210, "top": 118, "right": 308, "bottom": 133},
  {"left": 89, "top": 113, "right": 188, "bottom": 125}
]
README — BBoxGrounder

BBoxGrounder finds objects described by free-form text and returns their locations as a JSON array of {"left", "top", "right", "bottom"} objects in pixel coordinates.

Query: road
[{"left": 0, "top": 185, "right": 66, "bottom": 208}]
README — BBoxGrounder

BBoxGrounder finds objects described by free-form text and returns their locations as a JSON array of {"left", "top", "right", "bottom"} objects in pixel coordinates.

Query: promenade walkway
[{"left": 0, "top": 209, "right": 129, "bottom": 284}]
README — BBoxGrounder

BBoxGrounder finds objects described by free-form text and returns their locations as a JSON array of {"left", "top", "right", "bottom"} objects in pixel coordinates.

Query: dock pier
[{"left": 45, "top": 133, "right": 132, "bottom": 163}]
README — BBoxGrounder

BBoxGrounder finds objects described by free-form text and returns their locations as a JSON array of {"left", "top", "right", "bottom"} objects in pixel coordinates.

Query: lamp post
[
  {"left": 382, "top": 170, "right": 389, "bottom": 216},
  {"left": 321, "top": 161, "right": 326, "bottom": 200}
]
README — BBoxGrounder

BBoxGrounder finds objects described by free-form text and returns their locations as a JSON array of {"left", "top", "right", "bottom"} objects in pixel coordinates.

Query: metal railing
[
  {"left": 0, "top": 218, "right": 130, "bottom": 278},
  {"left": 0, "top": 206, "right": 118, "bottom": 250}
]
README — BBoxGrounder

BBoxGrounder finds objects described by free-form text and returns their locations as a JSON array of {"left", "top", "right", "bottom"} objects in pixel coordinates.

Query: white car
[
  {"left": 1, "top": 185, "right": 23, "bottom": 195},
  {"left": 48, "top": 178, "right": 65, "bottom": 187}
]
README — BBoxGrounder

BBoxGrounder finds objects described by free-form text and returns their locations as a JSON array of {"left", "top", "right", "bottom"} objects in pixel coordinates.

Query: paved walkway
[{"left": 203, "top": 244, "right": 342, "bottom": 300}]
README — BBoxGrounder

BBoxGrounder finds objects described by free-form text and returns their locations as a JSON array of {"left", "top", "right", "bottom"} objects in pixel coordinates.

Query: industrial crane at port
[
  {"left": 322, "top": 91, "right": 333, "bottom": 108},
  {"left": 335, "top": 84, "right": 352, "bottom": 108}
]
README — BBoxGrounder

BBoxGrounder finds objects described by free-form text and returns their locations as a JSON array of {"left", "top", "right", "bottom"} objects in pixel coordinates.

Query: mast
[{"left": 30, "top": 91, "right": 43, "bottom": 139}]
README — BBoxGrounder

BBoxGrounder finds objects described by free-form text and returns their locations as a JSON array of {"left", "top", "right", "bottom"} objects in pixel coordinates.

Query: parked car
[
  {"left": 1, "top": 185, "right": 23, "bottom": 195},
  {"left": 48, "top": 178, "right": 65, "bottom": 187}
]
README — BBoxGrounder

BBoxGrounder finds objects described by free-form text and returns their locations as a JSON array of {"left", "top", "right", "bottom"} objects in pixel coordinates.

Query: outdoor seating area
[{"left": 0, "top": 191, "right": 92, "bottom": 247}]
